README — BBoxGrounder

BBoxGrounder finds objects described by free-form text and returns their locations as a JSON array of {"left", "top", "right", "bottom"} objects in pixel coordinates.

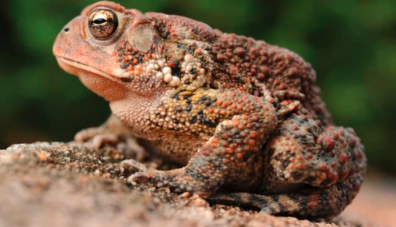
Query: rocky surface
[{"left": 0, "top": 142, "right": 380, "bottom": 227}]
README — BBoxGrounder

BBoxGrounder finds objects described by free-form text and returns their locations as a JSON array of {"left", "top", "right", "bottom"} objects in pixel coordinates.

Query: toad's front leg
[
  {"left": 75, "top": 115, "right": 148, "bottom": 161},
  {"left": 123, "top": 89, "right": 277, "bottom": 196}
]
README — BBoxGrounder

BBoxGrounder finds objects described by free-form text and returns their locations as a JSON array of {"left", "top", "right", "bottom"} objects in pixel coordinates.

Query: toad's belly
[{"left": 142, "top": 130, "right": 208, "bottom": 164}]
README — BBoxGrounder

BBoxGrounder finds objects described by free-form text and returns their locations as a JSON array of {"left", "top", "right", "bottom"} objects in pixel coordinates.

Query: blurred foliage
[{"left": 1, "top": 0, "right": 396, "bottom": 174}]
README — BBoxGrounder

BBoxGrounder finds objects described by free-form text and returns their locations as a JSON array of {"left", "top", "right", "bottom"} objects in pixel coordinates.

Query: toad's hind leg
[
  {"left": 267, "top": 114, "right": 366, "bottom": 189},
  {"left": 210, "top": 114, "right": 366, "bottom": 219}
]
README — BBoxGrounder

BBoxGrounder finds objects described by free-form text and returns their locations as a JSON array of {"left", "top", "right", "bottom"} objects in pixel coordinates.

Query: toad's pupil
[{"left": 94, "top": 18, "right": 107, "bottom": 25}]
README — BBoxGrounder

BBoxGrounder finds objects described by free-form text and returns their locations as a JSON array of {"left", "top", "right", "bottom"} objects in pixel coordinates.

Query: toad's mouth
[
  {"left": 55, "top": 57, "right": 121, "bottom": 83},
  {"left": 55, "top": 57, "right": 128, "bottom": 101}
]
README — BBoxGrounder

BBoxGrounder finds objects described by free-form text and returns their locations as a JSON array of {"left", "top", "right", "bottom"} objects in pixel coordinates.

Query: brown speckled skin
[{"left": 53, "top": 1, "right": 366, "bottom": 219}]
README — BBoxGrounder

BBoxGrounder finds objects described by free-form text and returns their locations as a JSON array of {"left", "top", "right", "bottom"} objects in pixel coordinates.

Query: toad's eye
[{"left": 88, "top": 9, "right": 118, "bottom": 39}]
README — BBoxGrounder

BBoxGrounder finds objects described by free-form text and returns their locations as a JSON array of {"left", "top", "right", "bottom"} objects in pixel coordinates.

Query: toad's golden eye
[{"left": 88, "top": 9, "right": 118, "bottom": 39}]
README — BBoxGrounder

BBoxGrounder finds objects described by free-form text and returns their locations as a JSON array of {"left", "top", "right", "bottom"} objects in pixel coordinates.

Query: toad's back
[{"left": 147, "top": 12, "right": 331, "bottom": 125}]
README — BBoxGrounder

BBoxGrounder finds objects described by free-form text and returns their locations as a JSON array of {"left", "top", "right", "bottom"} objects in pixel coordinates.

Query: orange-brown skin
[{"left": 53, "top": 1, "right": 366, "bottom": 219}]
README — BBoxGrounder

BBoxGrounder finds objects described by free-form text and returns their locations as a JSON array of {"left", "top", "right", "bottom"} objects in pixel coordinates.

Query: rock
[{"left": 0, "top": 142, "right": 377, "bottom": 227}]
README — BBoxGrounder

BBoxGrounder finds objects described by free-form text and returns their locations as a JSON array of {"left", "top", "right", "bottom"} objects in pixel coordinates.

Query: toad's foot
[
  {"left": 75, "top": 127, "right": 119, "bottom": 148},
  {"left": 208, "top": 182, "right": 353, "bottom": 220},
  {"left": 121, "top": 159, "right": 212, "bottom": 196}
]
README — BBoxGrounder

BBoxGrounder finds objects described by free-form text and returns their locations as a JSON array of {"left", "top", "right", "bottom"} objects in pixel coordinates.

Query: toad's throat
[{"left": 55, "top": 57, "right": 128, "bottom": 101}]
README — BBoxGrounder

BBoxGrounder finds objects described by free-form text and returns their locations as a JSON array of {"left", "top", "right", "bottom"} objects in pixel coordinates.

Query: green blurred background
[{"left": 1, "top": 0, "right": 395, "bottom": 174}]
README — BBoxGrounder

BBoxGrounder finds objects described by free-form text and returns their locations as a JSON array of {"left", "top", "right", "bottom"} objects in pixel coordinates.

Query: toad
[{"left": 53, "top": 1, "right": 366, "bottom": 219}]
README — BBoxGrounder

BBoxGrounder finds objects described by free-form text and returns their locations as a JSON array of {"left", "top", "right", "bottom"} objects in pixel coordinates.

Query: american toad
[{"left": 53, "top": 1, "right": 366, "bottom": 219}]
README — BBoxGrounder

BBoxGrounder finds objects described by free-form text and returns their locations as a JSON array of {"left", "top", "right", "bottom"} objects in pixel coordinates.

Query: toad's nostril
[{"left": 64, "top": 27, "right": 70, "bottom": 32}]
